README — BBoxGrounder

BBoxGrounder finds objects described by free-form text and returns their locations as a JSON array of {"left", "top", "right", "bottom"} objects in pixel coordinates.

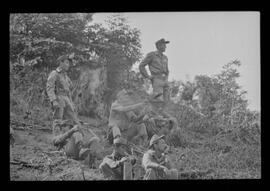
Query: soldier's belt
[{"left": 152, "top": 74, "right": 167, "bottom": 79}]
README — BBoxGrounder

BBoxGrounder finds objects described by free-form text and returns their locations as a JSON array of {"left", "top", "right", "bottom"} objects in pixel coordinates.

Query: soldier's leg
[
  {"left": 63, "top": 97, "right": 81, "bottom": 125},
  {"left": 52, "top": 122, "right": 77, "bottom": 147},
  {"left": 64, "top": 131, "right": 83, "bottom": 159},
  {"left": 135, "top": 123, "right": 148, "bottom": 147},
  {"left": 51, "top": 98, "right": 66, "bottom": 146},
  {"left": 163, "top": 82, "right": 170, "bottom": 103},
  {"left": 99, "top": 162, "right": 122, "bottom": 180},
  {"left": 152, "top": 78, "right": 164, "bottom": 101},
  {"left": 80, "top": 136, "right": 104, "bottom": 162},
  {"left": 143, "top": 168, "right": 157, "bottom": 180},
  {"left": 52, "top": 97, "right": 65, "bottom": 120}
]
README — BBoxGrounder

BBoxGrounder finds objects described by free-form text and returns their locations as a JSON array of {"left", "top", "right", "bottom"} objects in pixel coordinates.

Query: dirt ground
[
  {"left": 10, "top": 117, "right": 113, "bottom": 181},
  {"left": 10, "top": 116, "right": 260, "bottom": 180}
]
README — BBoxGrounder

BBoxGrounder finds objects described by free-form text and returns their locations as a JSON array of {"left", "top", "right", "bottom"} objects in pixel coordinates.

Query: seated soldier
[
  {"left": 108, "top": 89, "right": 149, "bottom": 147},
  {"left": 99, "top": 137, "right": 136, "bottom": 180},
  {"left": 143, "top": 105, "right": 179, "bottom": 140},
  {"left": 142, "top": 134, "right": 178, "bottom": 180},
  {"left": 52, "top": 119, "right": 103, "bottom": 166}
]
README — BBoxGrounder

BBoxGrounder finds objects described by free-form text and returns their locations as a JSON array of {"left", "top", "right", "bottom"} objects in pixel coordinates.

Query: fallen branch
[
  {"left": 10, "top": 119, "right": 51, "bottom": 132},
  {"left": 10, "top": 160, "right": 44, "bottom": 170}
]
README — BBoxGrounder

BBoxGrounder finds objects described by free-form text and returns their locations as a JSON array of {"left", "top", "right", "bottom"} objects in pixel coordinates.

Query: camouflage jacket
[
  {"left": 139, "top": 51, "right": 169, "bottom": 78},
  {"left": 46, "top": 67, "right": 73, "bottom": 102}
]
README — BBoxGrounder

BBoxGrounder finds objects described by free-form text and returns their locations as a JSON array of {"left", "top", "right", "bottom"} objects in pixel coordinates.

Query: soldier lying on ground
[
  {"left": 99, "top": 137, "right": 136, "bottom": 180},
  {"left": 52, "top": 119, "right": 103, "bottom": 166},
  {"left": 142, "top": 134, "right": 178, "bottom": 180}
]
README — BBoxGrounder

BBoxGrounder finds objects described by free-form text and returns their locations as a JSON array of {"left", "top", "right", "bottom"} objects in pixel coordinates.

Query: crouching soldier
[
  {"left": 142, "top": 134, "right": 178, "bottom": 180},
  {"left": 143, "top": 105, "right": 179, "bottom": 140},
  {"left": 52, "top": 119, "right": 103, "bottom": 166},
  {"left": 108, "top": 89, "right": 149, "bottom": 147},
  {"left": 99, "top": 137, "right": 136, "bottom": 180}
]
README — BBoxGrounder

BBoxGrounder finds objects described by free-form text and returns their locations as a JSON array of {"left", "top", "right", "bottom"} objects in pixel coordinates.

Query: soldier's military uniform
[
  {"left": 52, "top": 119, "right": 102, "bottom": 161},
  {"left": 142, "top": 135, "right": 178, "bottom": 180},
  {"left": 142, "top": 104, "right": 179, "bottom": 140},
  {"left": 99, "top": 138, "right": 135, "bottom": 180},
  {"left": 108, "top": 90, "right": 148, "bottom": 146},
  {"left": 139, "top": 39, "right": 170, "bottom": 102},
  {"left": 47, "top": 56, "right": 103, "bottom": 163},
  {"left": 46, "top": 66, "right": 79, "bottom": 124}
]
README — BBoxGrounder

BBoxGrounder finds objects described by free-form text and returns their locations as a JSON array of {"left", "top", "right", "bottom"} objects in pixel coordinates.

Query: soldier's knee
[
  {"left": 73, "top": 131, "right": 83, "bottom": 142},
  {"left": 144, "top": 168, "right": 156, "bottom": 180},
  {"left": 99, "top": 162, "right": 110, "bottom": 173}
]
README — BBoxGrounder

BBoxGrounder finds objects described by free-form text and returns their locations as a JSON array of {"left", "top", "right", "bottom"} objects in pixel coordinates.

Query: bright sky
[{"left": 92, "top": 12, "right": 260, "bottom": 111}]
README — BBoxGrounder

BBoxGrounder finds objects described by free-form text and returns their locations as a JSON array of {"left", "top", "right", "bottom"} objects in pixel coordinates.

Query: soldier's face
[
  {"left": 157, "top": 43, "right": 166, "bottom": 52},
  {"left": 115, "top": 144, "right": 126, "bottom": 156},
  {"left": 61, "top": 60, "right": 70, "bottom": 71},
  {"left": 157, "top": 139, "right": 168, "bottom": 152}
]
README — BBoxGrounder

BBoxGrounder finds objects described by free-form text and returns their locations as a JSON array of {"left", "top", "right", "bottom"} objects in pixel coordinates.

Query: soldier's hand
[
  {"left": 52, "top": 100, "right": 59, "bottom": 108},
  {"left": 72, "top": 125, "right": 81, "bottom": 133},
  {"left": 158, "top": 165, "right": 168, "bottom": 172},
  {"left": 120, "top": 157, "right": 129, "bottom": 163},
  {"left": 143, "top": 114, "right": 149, "bottom": 121}
]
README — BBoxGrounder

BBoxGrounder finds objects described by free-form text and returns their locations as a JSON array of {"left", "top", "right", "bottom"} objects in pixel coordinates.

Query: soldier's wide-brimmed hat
[
  {"left": 155, "top": 38, "right": 170, "bottom": 45},
  {"left": 149, "top": 134, "right": 165, "bottom": 148},
  {"left": 113, "top": 137, "right": 127, "bottom": 146},
  {"left": 57, "top": 54, "right": 73, "bottom": 64}
]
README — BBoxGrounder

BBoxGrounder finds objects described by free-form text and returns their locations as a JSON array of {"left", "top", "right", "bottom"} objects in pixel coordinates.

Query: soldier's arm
[
  {"left": 46, "top": 71, "right": 58, "bottom": 102},
  {"left": 112, "top": 102, "right": 145, "bottom": 112},
  {"left": 142, "top": 152, "right": 160, "bottom": 170},
  {"left": 165, "top": 56, "right": 169, "bottom": 76},
  {"left": 139, "top": 53, "right": 153, "bottom": 79},
  {"left": 67, "top": 76, "right": 73, "bottom": 98},
  {"left": 103, "top": 157, "right": 122, "bottom": 169},
  {"left": 52, "top": 126, "right": 77, "bottom": 147}
]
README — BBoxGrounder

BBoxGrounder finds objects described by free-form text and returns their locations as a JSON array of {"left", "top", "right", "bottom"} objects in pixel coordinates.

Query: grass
[{"left": 167, "top": 125, "right": 261, "bottom": 179}]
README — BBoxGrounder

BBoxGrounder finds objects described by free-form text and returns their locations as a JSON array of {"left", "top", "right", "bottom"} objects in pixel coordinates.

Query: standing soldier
[
  {"left": 46, "top": 54, "right": 79, "bottom": 125},
  {"left": 46, "top": 54, "right": 102, "bottom": 164},
  {"left": 139, "top": 38, "right": 170, "bottom": 102}
]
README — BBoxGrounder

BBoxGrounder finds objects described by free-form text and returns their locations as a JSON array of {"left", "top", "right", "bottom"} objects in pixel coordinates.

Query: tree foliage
[
  {"left": 169, "top": 60, "right": 259, "bottom": 145},
  {"left": 10, "top": 13, "right": 143, "bottom": 120}
]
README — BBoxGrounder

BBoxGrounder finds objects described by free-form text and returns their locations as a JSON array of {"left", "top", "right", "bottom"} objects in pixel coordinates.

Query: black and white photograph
[{"left": 10, "top": 12, "right": 260, "bottom": 180}]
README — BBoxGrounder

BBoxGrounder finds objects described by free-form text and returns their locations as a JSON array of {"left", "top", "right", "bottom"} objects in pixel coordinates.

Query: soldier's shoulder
[
  {"left": 145, "top": 149, "right": 155, "bottom": 156},
  {"left": 48, "top": 70, "right": 59, "bottom": 78},
  {"left": 146, "top": 51, "right": 156, "bottom": 57}
]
